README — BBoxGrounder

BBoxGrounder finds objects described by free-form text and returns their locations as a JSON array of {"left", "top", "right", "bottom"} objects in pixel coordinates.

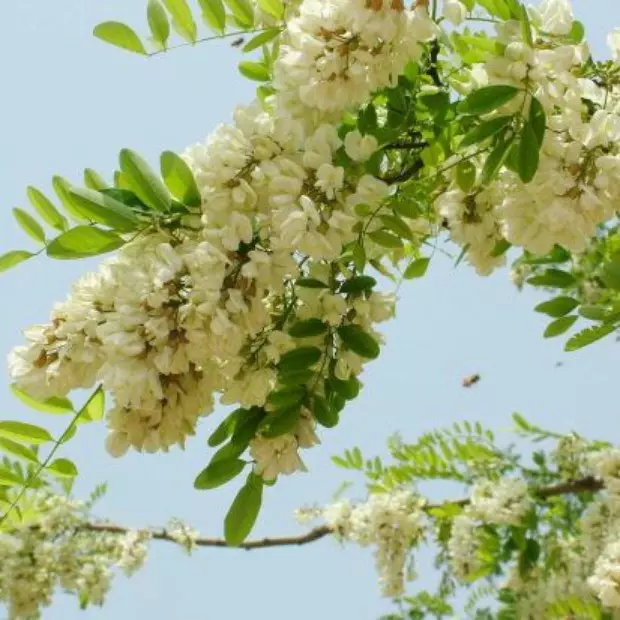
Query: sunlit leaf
[
  {"left": 93, "top": 22, "right": 147, "bottom": 55},
  {"left": 26, "top": 187, "right": 67, "bottom": 231},
  {"left": 11, "top": 386, "right": 73, "bottom": 415},
  {"left": 0, "top": 421, "right": 54, "bottom": 445},
  {"left": 46, "top": 227, "right": 125, "bottom": 259},
  {"left": 0, "top": 251, "right": 35, "bottom": 274},
  {"left": 12, "top": 209, "right": 46, "bottom": 244}
]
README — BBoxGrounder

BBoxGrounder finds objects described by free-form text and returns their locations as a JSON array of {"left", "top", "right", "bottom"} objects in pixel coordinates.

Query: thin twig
[
  {"left": 0, "top": 407, "right": 87, "bottom": 526},
  {"left": 65, "top": 476, "right": 605, "bottom": 550},
  {"left": 147, "top": 28, "right": 276, "bottom": 57}
]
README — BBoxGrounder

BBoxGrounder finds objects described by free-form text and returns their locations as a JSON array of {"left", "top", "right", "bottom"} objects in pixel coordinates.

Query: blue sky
[{"left": 1, "top": 1, "right": 620, "bottom": 618}]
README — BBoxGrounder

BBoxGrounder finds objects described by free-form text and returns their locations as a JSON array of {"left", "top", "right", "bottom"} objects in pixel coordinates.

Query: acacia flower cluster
[
  {"left": 0, "top": 493, "right": 149, "bottom": 620},
  {"left": 439, "top": 0, "right": 620, "bottom": 274}
]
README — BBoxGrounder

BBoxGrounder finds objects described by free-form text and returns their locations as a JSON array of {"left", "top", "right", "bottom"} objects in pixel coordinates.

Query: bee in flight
[
  {"left": 462, "top": 374, "right": 481, "bottom": 388},
  {"left": 231, "top": 37, "right": 245, "bottom": 48}
]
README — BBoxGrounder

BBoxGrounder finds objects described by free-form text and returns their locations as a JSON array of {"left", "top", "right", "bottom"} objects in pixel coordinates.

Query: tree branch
[
  {"left": 81, "top": 522, "right": 333, "bottom": 549},
  {"left": 69, "top": 477, "right": 604, "bottom": 550}
]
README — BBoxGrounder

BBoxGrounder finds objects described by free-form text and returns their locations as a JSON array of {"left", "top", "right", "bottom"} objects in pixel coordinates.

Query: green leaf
[
  {"left": 229, "top": 407, "right": 265, "bottom": 449},
  {"left": 352, "top": 243, "right": 366, "bottom": 271},
  {"left": 148, "top": 0, "right": 171, "bottom": 49},
  {"left": 47, "top": 458, "right": 78, "bottom": 478},
  {"left": 194, "top": 457, "right": 246, "bottom": 490},
  {"left": 12, "top": 209, "right": 45, "bottom": 244},
  {"left": 568, "top": 20, "right": 585, "bottom": 44},
  {"left": 369, "top": 230, "right": 403, "bottom": 249},
  {"left": 565, "top": 324, "right": 616, "bottom": 352},
  {"left": 529, "top": 97, "right": 546, "bottom": 146},
  {"left": 460, "top": 115, "right": 513, "bottom": 148},
  {"left": 162, "top": 0, "right": 198, "bottom": 43},
  {"left": 481, "top": 136, "right": 514, "bottom": 184},
  {"left": 0, "top": 468, "right": 21, "bottom": 486},
  {"left": 258, "top": 0, "right": 284, "bottom": 19},
  {"left": 100, "top": 188, "right": 145, "bottom": 209},
  {"left": 380, "top": 214, "right": 413, "bottom": 241},
  {"left": 11, "top": 386, "right": 73, "bottom": 415},
  {"left": 0, "top": 439, "right": 39, "bottom": 464},
  {"left": 337, "top": 325, "right": 380, "bottom": 359},
  {"left": 266, "top": 387, "right": 306, "bottom": 409},
  {"left": 340, "top": 275, "right": 376, "bottom": 294},
  {"left": 119, "top": 149, "right": 171, "bottom": 212},
  {"left": 520, "top": 4, "right": 534, "bottom": 47},
  {"left": 279, "top": 347, "right": 322, "bottom": 370},
  {"left": 224, "top": 473, "right": 263, "bottom": 545},
  {"left": 238, "top": 61, "right": 270, "bottom": 82},
  {"left": 602, "top": 253, "right": 620, "bottom": 291},
  {"left": 404, "top": 257, "right": 430, "bottom": 279},
  {"left": 456, "top": 160, "right": 477, "bottom": 192},
  {"left": 527, "top": 269, "right": 576, "bottom": 288},
  {"left": 477, "top": 0, "right": 511, "bottom": 19},
  {"left": 491, "top": 239, "right": 511, "bottom": 257},
  {"left": 0, "top": 421, "right": 53, "bottom": 444},
  {"left": 198, "top": 0, "right": 226, "bottom": 33},
  {"left": 52, "top": 177, "right": 89, "bottom": 222},
  {"left": 312, "top": 395, "right": 338, "bottom": 428},
  {"left": 544, "top": 315, "right": 577, "bottom": 338},
  {"left": 208, "top": 409, "right": 244, "bottom": 447},
  {"left": 224, "top": 0, "right": 255, "bottom": 28},
  {"left": 26, "top": 187, "right": 67, "bottom": 231},
  {"left": 68, "top": 188, "right": 141, "bottom": 233},
  {"left": 288, "top": 319, "right": 328, "bottom": 338},
  {"left": 0, "top": 250, "right": 35, "bottom": 274},
  {"left": 296, "top": 278, "right": 329, "bottom": 289},
  {"left": 535, "top": 297, "right": 579, "bottom": 318},
  {"left": 160, "top": 151, "right": 201, "bottom": 207},
  {"left": 278, "top": 369, "right": 314, "bottom": 386},
  {"left": 242, "top": 28, "right": 280, "bottom": 52},
  {"left": 260, "top": 405, "right": 301, "bottom": 438},
  {"left": 579, "top": 305, "right": 609, "bottom": 321},
  {"left": 458, "top": 85, "right": 520, "bottom": 116},
  {"left": 517, "top": 121, "right": 540, "bottom": 183},
  {"left": 84, "top": 169, "right": 108, "bottom": 191},
  {"left": 46, "top": 226, "right": 125, "bottom": 259},
  {"left": 329, "top": 376, "right": 360, "bottom": 401},
  {"left": 93, "top": 22, "right": 147, "bottom": 55},
  {"left": 79, "top": 386, "right": 105, "bottom": 423}
]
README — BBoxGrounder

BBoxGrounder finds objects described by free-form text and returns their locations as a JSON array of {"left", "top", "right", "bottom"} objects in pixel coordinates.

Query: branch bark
[{"left": 73, "top": 476, "right": 604, "bottom": 550}]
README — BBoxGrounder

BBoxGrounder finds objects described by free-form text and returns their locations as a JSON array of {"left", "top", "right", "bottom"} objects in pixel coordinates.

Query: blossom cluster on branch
[{"left": 2, "top": 0, "right": 620, "bottom": 616}]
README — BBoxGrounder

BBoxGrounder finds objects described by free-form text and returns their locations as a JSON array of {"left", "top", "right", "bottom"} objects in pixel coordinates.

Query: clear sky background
[{"left": 1, "top": 1, "right": 620, "bottom": 619}]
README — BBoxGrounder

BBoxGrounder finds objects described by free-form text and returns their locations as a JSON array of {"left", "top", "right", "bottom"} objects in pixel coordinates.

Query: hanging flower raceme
[{"left": 273, "top": 0, "right": 437, "bottom": 124}]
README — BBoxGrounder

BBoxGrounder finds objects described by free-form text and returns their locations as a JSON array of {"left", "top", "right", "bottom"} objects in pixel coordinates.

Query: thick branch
[{"left": 73, "top": 476, "right": 604, "bottom": 550}]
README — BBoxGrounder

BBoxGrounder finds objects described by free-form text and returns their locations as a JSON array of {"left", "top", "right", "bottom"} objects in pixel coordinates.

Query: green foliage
[
  {"left": 0, "top": 422, "right": 54, "bottom": 445},
  {"left": 0, "top": 250, "right": 35, "bottom": 274},
  {"left": 458, "top": 85, "right": 520, "bottom": 116},
  {"left": 147, "top": 0, "right": 171, "bottom": 50},
  {"left": 199, "top": 0, "right": 226, "bottom": 34},
  {"left": 194, "top": 457, "right": 246, "bottom": 489},
  {"left": 93, "top": 22, "right": 147, "bottom": 55},
  {"left": 12, "top": 209, "right": 46, "bottom": 244},
  {"left": 160, "top": 151, "right": 202, "bottom": 207},
  {"left": 119, "top": 149, "right": 171, "bottom": 212},
  {"left": 224, "top": 473, "right": 264, "bottom": 545},
  {"left": 46, "top": 226, "right": 125, "bottom": 259},
  {"left": 404, "top": 257, "right": 430, "bottom": 279},
  {"left": 26, "top": 187, "right": 67, "bottom": 231},
  {"left": 238, "top": 60, "right": 270, "bottom": 81},
  {"left": 162, "top": 0, "right": 198, "bottom": 43},
  {"left": 11, "top": 386, "right": 73, "bottom": 415}
]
